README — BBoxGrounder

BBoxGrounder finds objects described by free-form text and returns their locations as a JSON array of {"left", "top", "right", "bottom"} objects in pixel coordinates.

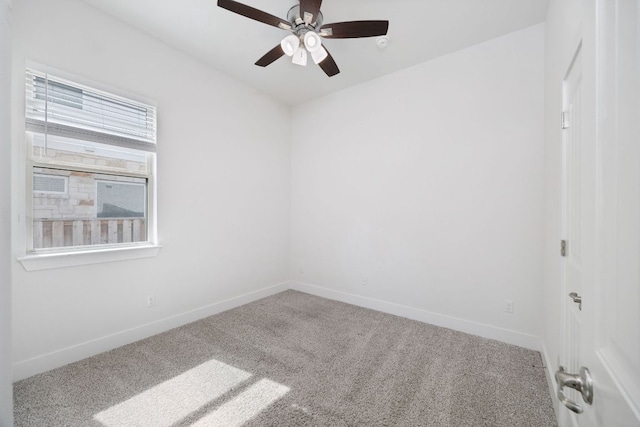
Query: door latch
[
  {"left": 569, "top": 292, "right": 582, "bottom": 310},
  {"left": 555, "top": 366, "right": 594, "bottom": 413}
]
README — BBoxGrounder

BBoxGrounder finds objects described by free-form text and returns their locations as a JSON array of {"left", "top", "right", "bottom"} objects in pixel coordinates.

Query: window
[
  {"left": 96, "top": 180, "right": 146, "bottom": 219},
  {"left": 33, "top": 173, "right": 68, "bottom": 194},
  {"left": 25, "top": 68, "right": 157, "bottom": 253}
]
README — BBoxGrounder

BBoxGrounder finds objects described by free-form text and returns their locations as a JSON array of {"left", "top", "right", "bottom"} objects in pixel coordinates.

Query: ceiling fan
[{"left": 217, "top": 0, "right": 389, "bottom": 77}]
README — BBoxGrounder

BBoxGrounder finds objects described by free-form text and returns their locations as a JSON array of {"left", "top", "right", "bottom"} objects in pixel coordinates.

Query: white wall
[
  {"left": 8, "top": 0, "right": 550, "bottom": 386},
  {"left": 11, "top": 0, "right": 291, "bottom": 380},
  {"left": 541, "top": 0, "right": 581, "bottom": 409},
  {"left": 291, "top": 24, "right": 545, "bottom": 347},
  {"left": 1, "top": 0, "right": 13, "bottom": 423}
]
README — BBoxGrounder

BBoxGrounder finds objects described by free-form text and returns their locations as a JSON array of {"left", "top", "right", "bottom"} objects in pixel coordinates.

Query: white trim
[
  {"left": 12, "top": 281, "right": 291, "bottom": 381},
  {"left": 18, "top": 244, "right": 162, "bottom": 271},
  {"left": 12, "top": 281, "right": 545, "bottom": 382},
  {"left": 290, "top": 281, "right": 541, "bottom": 351}
]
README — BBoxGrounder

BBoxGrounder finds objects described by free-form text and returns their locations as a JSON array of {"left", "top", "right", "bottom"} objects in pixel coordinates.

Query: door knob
[{"left": 555, "top": 366, "right": 594, "bottom": 413}]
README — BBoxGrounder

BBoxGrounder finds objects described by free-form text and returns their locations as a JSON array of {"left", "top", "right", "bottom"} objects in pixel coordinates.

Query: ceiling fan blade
[
  {"left": 299, "top": 0, "right": 323, "bottom": 24},
  {"left": 318, "top": 47, "right": 340, "bottom": 77},
  {"left": 320, "top": 20, "right": 389, "bottom": 39},
  {"left": 218, "top": 0, "right": 292, "bottom": 30},
  {"left": 255, "top": 45, "right": 285, "bottom": 67}
]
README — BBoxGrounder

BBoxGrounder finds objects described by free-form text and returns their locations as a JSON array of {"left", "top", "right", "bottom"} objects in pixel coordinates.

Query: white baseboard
[
  {"left": 12, "top": 281, "right": 290, "bottom": 381},
  {"left": 14, "top": 280, "right": 544, "bottom": 381},
  {"left": 290, "top": 281, "right": 541, "bottom": 351}
]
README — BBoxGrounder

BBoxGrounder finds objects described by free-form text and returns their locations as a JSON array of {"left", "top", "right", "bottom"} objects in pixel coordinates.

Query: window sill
[{"left": 18, "top": 244, "right": 162, "bottom": 271}]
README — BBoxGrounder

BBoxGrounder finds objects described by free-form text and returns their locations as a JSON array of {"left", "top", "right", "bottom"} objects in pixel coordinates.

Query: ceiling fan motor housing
[{"left": 287, "top": 5, "right": 323, "bottom": 34}]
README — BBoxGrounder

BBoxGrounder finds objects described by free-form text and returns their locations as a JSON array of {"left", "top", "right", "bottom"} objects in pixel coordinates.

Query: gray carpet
[{"left": 14, "top": 290, "right": 557, "bottom": 426}]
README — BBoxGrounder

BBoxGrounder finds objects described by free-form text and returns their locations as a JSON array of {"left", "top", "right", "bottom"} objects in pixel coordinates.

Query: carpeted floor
[{"left": 14, "top": 290, "right": 557, "bottom": 426}]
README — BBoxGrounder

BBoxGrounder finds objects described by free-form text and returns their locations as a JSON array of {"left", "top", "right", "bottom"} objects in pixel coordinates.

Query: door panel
[
  {"left": 557, "top": 1, "right": 640, "bottom": 426},
  {"left": 590, "top": 0, "right": 640, "bottom": 424},
  {"left": 560, "top": 44, "right": 585, "bottom": 427}
]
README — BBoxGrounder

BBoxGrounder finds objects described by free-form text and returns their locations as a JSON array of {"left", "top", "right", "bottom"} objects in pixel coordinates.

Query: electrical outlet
[
  {"left": 147, "top": 295, "right": 156, "bottom": 308},
  {"left": 504, "top": 299, "right": 514, "bottom": 314},
  {"left": 362, "top": 276, "right": 368, "bottom": 287}
]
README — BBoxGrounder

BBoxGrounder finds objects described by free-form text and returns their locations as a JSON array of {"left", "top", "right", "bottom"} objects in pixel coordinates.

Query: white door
[
  {"left": 557, "top": 1, "right": 640, "bottom": 426},
  {"left": 559, "top": 40, "right": 585, "bottom": 427}
]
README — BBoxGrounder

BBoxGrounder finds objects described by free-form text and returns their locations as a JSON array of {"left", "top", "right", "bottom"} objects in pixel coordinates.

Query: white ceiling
[{"left": 80, "top": 0, "right": 549, "bottom": 106}]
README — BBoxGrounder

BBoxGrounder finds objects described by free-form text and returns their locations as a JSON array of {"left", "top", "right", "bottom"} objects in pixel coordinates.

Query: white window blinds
[{"left": 25, "top": 69, "right": 157, "bottom": 152}]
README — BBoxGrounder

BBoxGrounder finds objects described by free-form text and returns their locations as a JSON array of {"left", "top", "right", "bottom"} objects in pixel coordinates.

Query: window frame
[{"left": 18, "top": 63, "right": 161, "bottom": 271}]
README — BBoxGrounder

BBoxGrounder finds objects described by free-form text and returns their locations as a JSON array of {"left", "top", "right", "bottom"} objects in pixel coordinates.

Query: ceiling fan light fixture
[
  {"left": 303, "top": 31, "right": 322, "bottom": 53},
  {"left": 281, "top": 34, "right": 300, "bottom": 57},
  {"left": 303, "top": 11, "right": 314, "bottom": 25},
  {"left": 311, "top": 46, "right": 328, "bottom": 64},
  {"left": 217, "top": 0, "right": 389, "bottom": 77},
  {"left": 292, "top": 48, "right": 308, "bottom": 66}
]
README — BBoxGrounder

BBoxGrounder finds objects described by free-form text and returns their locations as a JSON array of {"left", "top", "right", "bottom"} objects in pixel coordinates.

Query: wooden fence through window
[{"left": 33, "top": 218, "right": 146, "bottom": 248}]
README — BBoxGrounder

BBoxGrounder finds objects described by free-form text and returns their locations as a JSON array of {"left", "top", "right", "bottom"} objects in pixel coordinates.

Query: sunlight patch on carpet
[
  {"left": 190, "top": 378, "right": 290, "bottom": 427},
  {"left": 93, "top": 359, "right": 251, "bottom": 427}
]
